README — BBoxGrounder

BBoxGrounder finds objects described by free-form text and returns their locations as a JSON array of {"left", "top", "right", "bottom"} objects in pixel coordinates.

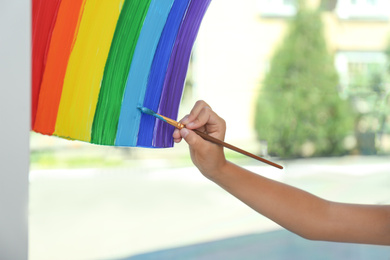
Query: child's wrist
[{"left": 206, "top": 159, "right": 229, "bottom": 182}]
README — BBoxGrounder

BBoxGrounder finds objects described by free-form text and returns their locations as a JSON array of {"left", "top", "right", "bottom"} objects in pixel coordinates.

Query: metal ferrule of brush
[{"left": 159, "top": 114, "right": 185, "bottom": 129}]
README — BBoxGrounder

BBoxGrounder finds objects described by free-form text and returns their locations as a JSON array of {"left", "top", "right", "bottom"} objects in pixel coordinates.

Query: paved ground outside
[
  {"left": 29, "top": 155, "right": 390, "bottom": 260},
  {"left": 119, "top": 230, "right": 389, "bottom": 260}
]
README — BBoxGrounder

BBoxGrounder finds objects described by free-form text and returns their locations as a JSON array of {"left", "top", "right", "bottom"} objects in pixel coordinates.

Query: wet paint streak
[
  {"left": 54, "top": 0, "right": 124, "bottom": 142},
  {"left": 33, "top": 0, "right": 86, "bottom": 135},
  {"left": 32, "top": 0, "right": 212, "bottom": 148},
  {"left": 32, "top": 0, "right": 61, "bottom": 128},
  {"left": 114, "top": 0, "right": 175, "bottom": 146},
  {"left": 136, "top": 0, "right": 191, "bottom": 148},
  {"left": 91, "top": 0, "right": 152, "bottom": 145},
  {"left": 155, "top": 0, "right": 212, "bottom": 147}
]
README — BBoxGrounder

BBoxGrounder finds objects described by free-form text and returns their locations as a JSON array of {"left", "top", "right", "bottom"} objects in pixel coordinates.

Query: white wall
[
  {"left": 0, "top": 1, "right": 30, "bottom": 259},
  {"left": 194, "top": 0, "right": 262, "bottom": 144},
  {"left": 192, "top": 0, "right": 287, "bottom": 151}
]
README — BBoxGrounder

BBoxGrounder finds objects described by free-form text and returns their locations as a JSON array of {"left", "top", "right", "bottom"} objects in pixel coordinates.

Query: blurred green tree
[
  {"left": 254, "top": 3, "right": 354, "bottom": 158},
  {"left": 386, "top": 36, "right": 390, "bottom": 73},
  {"left": 377, "top": 35, "right": 390, "bottom": 153}
]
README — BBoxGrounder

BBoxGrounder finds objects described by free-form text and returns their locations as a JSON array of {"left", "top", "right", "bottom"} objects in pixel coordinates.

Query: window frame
[
  {"left": 257, "top": 0, "right": 297, "bottom": 18},
  {"left": 335, "top": 50, "right": 388, "bottom": 98},
  {"left": 335, "top": 0, "right": 390, "bottom": 21}
]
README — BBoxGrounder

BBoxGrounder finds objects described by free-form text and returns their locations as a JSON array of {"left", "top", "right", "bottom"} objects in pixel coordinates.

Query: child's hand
[
  {"left": 174, "top": 102, "right": 390, "bottom": 246},
  {"left": 173, "top": 100, "right": 227, "bottom": 179}
]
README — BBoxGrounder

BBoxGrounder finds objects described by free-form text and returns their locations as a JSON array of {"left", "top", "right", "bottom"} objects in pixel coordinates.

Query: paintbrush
[{"left": 138, "top": 106, "right": 283, "bottom": 170}]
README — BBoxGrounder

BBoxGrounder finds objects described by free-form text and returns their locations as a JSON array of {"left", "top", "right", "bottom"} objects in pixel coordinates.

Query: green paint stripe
[{"left": 91, "top": 0, "right": 152, "bottom": 145}]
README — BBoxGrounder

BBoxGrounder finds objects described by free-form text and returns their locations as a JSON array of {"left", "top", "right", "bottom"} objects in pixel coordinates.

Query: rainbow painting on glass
[{"left": 32, "top": 0, "right": 211, "bottom": 148}]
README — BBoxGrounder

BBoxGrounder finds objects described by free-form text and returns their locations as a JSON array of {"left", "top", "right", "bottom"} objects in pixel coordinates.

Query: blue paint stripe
[
  {"left": 155, "top": 0, "right": 212, "bottom": 147},
  {"left": 114, "top": 0, "right": 175, "bottom": 146},
  {"left": 136, "top": 0, "right": 191, "bottom": 148}
]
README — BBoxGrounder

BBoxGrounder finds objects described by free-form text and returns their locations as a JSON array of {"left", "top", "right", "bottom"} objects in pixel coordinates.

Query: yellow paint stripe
[{"left": 54, "top": 0, "right": 124, "bottom": 142}]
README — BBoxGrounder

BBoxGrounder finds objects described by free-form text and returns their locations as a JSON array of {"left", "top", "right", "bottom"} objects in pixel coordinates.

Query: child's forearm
[
  {"left": 211, "top": 161, "right": 330, "bottom": 240},
  {"left": 210, "top": 161, "right": 390, "bottom": 245},
  {"left": 176, "top": 100, "right": 390, "bottom": 245}
]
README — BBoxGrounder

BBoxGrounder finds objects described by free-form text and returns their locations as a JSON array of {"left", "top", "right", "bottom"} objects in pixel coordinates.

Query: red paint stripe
[
  {"left": 33, "top": 0, "right": 86, "bottom": 135},
  {"left": 32, "top": 0, "right": 62, "bottom": 129}
]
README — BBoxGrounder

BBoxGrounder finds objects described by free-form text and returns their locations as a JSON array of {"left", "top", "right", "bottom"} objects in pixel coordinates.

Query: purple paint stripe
[
  {"left": 136, "top": 0, "right": 191, "bottom": 148},
  {"left": 154, "top": 0, "right": 212, "bottom": 147}
]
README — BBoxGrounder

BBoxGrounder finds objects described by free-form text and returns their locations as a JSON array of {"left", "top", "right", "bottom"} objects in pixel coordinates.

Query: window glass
[
  {"left": 257, "top": 0, "right": 297, "bottom": 17},
  {"left": 336, "top": 0, "right": 389, "bottom": 20}
]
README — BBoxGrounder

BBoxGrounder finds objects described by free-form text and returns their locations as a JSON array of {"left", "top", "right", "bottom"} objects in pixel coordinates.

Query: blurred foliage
[
  {"left": 30, "top": 150, "right": 125, "bottom": 169},
  {"left": 345, "top": 35, "right": 390, "bottom": 154},
  {"left": 386, "top": 35, "right": 390, "bottom": 74},
  {"left": 254, "top": 3, "right": 355, "bottom": 158}
]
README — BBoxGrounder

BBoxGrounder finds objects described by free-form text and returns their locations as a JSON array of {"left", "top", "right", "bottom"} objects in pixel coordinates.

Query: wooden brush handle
[
  {"left": 158, "top": 113, "right": 282, "bottom": 169},
  {"left": 192, "top": 129, "right": 283, "bottom": 170}
]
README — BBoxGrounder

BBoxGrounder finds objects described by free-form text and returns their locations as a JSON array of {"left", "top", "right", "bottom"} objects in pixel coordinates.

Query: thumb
[{"left": 180, "top": 128, "right": 202, "bottom": 148}]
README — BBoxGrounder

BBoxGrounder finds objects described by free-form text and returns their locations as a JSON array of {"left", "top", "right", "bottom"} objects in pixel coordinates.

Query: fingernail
[
  {"left": 186, "top": 122, "right": 195, "bottom": 128},
  {"left": 181, "top": 115, "right": 190, "bottom": 125}
]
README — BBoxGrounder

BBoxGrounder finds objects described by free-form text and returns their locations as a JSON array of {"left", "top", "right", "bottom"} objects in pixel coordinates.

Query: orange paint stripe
[
  {"left": 31, "top": 0, "right": 61, "bottom": 129},
  {"left": 33, "top": 0, "right": 86, "bottom": 135}
]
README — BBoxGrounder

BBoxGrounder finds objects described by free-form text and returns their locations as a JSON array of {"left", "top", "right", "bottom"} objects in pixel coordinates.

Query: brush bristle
[{"left": 137, "top": 106, "right": 156, "bottom": 116}]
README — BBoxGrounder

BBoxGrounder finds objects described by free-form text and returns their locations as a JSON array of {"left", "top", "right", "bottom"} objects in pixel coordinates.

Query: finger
[
  {"left": 173, "top": 137, "right": 182, "bottom": 143},
  {"left": 182, "top": 100, "right": 211, "bottom": 125},
  {"left": 187, "top": 107, "right": 224, "bottom": 133},
  {"left": 180, "top": 128, "right": 203, "bottom": 148},
  {"left": 186, "top": 106, "right": 212, "bottom": 129},
  {"left": 172, "top": 128, "right": 183, "bottom": 143},
  {"left": 179, "top": 114, "right": 207, "bottom": 132},
  {"left": 172, "top": 128, "right": 181, "bottom": 139},
  {"left": 178, "top": 114, "right": 190, "bottom": 124}
]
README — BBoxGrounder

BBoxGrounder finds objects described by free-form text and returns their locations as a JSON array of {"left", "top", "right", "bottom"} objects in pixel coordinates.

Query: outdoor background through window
[{"left": 30, "top": 1, "right": 390, "bottom": 259}]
